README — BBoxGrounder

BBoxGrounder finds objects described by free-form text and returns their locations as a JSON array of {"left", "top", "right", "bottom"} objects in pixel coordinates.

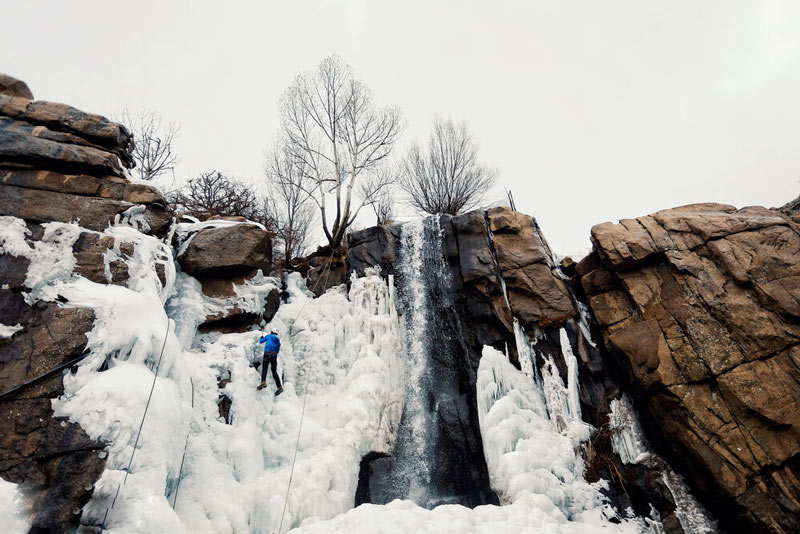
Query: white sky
[{"left": 4, "top": 1, "right": 800, "bottom": 256}]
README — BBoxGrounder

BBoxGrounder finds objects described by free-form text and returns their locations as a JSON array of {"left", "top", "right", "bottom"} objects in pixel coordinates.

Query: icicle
[
  {"left": 560, "top": 328, "right": 582, "bottom": 422},
  {"left": 608, "top": 395, "right": 717, "bottom": 533}
]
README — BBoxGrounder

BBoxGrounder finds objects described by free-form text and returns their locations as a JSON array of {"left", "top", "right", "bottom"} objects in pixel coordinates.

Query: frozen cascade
[
  {"left": 513, "top": 319, "right": 538, "bottom": 384},
  {"left": 609, "top": 395, "right": 717, "bottom": 534},
  {"left": 538, "top": 329, "right": 587, "bottom": 435},
  {"left": 23, "top": 208, "right": 405, "bottom": 533},
  {"left": 474, "top": 346, "right": 643, "bottom": 533}
]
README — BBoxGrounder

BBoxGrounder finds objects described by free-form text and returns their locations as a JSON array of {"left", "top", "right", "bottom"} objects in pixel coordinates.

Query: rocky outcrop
[
  {"left": 0, "top": 75, "right": 174, "bottom": 533},
  {"left": 581, "top": 203, "right": 800, "bottom": 533},
  {"left": 486, "top": 207, "right": 576, "bottom": 330},
  {"left": 0, "top": 74, "right": 34, "bottom": 100},
  {"left": 0, "top": 74, "right": 171, "bottom": 239},
  {"left": 174, "top": 222, "right": 279, "bottom": 333},
  {"left": 178, "top": 223, "right": 272, "bottom": 277}
]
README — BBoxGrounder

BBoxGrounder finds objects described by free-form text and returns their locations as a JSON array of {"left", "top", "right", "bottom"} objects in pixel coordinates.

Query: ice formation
[
  {"left": 2, "top": 209, "right": 719, "bottom": 534},
  {"left": 608, "top": 395, "right": 717, "bottom": 534}
]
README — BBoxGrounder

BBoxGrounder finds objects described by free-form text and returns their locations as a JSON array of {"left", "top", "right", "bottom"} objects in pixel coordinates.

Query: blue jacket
[{"left": 260, "top": 333, "right": 281, "bottom": 354}]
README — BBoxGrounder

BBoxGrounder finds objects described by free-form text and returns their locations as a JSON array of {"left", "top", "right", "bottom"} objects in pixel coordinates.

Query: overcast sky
[{"left": 4, "top": 1, "right": 800, "bottom": 256}]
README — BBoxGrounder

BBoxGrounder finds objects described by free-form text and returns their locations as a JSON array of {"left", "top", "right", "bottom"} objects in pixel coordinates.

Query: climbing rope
[
  {"left": 169, "top": 253, "right": 337, "bottom": 522},
  {"left": 277, "top": 254, "right": 335, "bottom": 534},
  {"left": 171, "top": 374, "right": 194, "bottom": 510},
  {"left": 0, "top": 304, "right": 92, "bottom": 401},
  {"left": 101, "top": 318, "right": 172, "bottom": 531},
  {"left": 0, "top": 349, "right": 91, "bottom": 401}
]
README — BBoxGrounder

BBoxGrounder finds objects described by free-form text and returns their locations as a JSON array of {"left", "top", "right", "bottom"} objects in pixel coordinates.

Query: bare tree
[
  {"left": 172, "top": 170, "right": 266, "bottom": 223},
  {"left": 279, "top": 55, "right": 403, "bottom": 250},
  {"left": 264, "top": 147, "right": 316, "bottom": 266},
  {"left": 358, "top": 165, "right": 397, "bottom": 225},
  {"left": 400, "top": 118, "right": 497, "bottom": 215},
  {"left": 121, "top": 109, "right": 181, "bottom": 183}
]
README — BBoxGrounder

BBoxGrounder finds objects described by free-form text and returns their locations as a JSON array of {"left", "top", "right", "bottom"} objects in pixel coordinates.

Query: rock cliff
[
  {"left": 580, "top": 203, "right": 800, "bottom": 533},
  {"left": 0, "top": 75, "right": 171, "bottom": 533},
  {"left": 2, "top": 72, "right": 798, "bottom": 534}
]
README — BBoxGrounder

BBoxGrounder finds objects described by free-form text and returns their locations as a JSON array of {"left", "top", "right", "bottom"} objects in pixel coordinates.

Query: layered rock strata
[{"left": 0, "top": 74, "right": 172, "bottom": 533}]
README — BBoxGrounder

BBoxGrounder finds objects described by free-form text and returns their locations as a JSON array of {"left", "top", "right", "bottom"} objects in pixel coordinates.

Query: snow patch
[{"left": 0, "top": 323, "right": 23, "bottom": 339}]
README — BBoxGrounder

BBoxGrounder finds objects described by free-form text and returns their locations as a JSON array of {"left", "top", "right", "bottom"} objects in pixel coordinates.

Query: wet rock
[
  {"left": 348, "top": 224, "right": 402, "bottom": 277},
  {"left": 178, "top": 223, "right": 272, "bottom": 277},
  {"left": 583, "top": 203, "right": 800, "bottom": 533},
  {"left": 452, "top": 210, "right": 514, "bottom": 335},
  {"left": 263, "top": 287, "right": 281, "bottom": 323}
]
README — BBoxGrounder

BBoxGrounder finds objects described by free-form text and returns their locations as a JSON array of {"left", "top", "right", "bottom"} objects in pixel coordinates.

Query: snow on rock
[
  {"left": 0, "top": 479, "right": 29, "bottom": 534},
  {"left": 0, "top": 322, "right": 23, "bottom": 338},
  {"left": 608, "top": 395, "right": 716, "bottom": 534}
]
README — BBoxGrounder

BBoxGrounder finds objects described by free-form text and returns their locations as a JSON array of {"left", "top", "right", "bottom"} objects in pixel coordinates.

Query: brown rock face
[
  {"left": 0, "top": 184, "right": 172, "bottom": 236},
  {"left": 582, "top": 203, "right": 800, "bottom": 533},
  {"left": 0, "top": 74, "right": 34, "bottom": 100},
  {"left": 0, "top": 296, "right": 106, "bottom": 533},
  {"left": 487, "top": 207, "right": 576, "bottom": 330},
  {"left": 0, "top": 91, "right": 133, "bottom": 170},
  {"left": 179, "top": 223, "right": 272, "bottom": 277}
]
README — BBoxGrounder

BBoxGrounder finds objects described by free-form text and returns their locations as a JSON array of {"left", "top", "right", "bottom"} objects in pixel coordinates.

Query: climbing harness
[
  {"left": 100, "top": 318, "right": 172, "bottom": 531},
  {"left": 277, "top": 254, "right": 335, "bottom": 534}
]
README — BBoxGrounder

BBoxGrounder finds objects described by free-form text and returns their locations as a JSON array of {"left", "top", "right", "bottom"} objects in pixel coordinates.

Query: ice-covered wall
[
  {"left": 72, "top": 265, "right": 405, "bottom": 533},
  {"left": 608, "top": 396, "right": 717, "bottom": 534}
]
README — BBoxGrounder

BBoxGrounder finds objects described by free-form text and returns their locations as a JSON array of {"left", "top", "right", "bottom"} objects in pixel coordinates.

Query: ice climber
[{"left": 258, "top": 330, "right": 284, "bottom": 395}]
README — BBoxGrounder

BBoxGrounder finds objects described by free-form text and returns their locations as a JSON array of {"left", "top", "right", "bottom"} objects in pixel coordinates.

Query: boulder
[
  {"left": 582, "top": 203, "right": 800, "bottom": 533},
  {"left": 178, "top": 223, "right": 272, "bottom": 277},
  {"left": 0, "top": 74, "right": 33, "bottom": 100}
]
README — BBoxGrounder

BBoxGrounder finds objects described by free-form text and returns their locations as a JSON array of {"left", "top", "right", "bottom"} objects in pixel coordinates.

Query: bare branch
[
  {"left": 276, "top": 55, "right": 404, "bottom": 250},
  {"left": 399, "top": 117, "right": 497, "bottom": 216},
  {"left": 120, "top": 109, "right": 181, "bottom": 183}
]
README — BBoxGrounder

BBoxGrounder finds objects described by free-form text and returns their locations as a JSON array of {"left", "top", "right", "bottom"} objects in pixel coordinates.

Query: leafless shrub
[
  {"left": 400, "top": 117, "right": 497, "bottom": 215},
  {"left": 172, "top": 170, "right": 266, "bottom": 224},
  {"left": 121, "top": 109, "right": 181, "bottom": 183}
]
